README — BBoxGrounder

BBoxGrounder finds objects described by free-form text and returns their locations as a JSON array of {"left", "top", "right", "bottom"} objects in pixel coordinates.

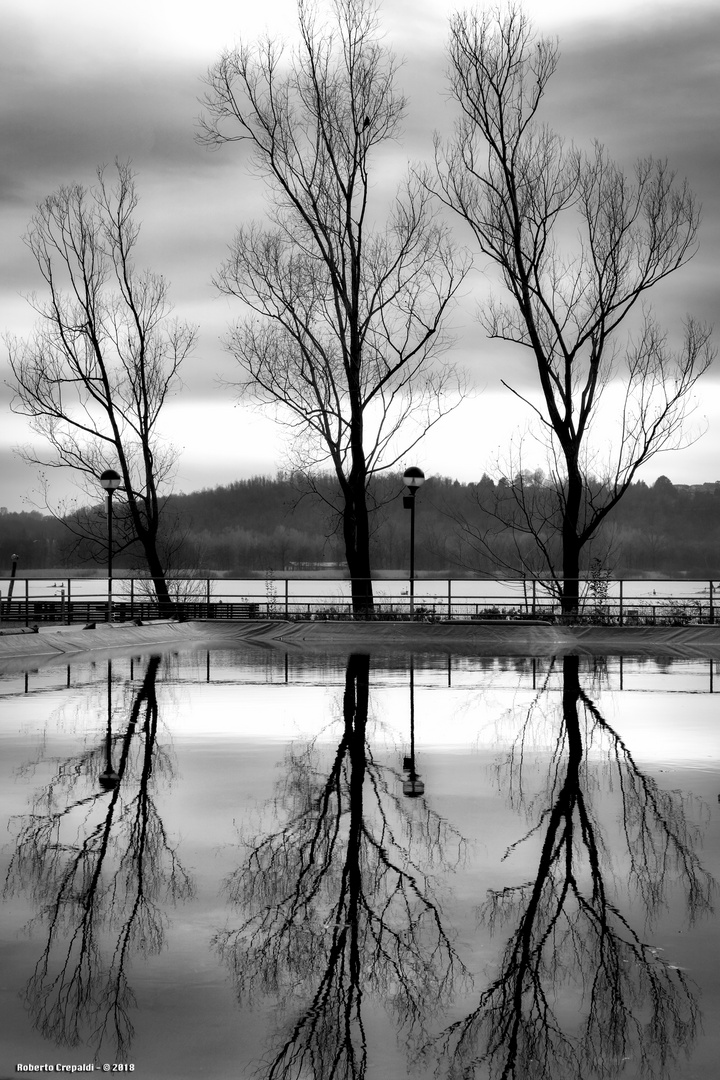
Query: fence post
[
  {"left": 448, "top": 579, "right": 452, "bottom": 620},
  {"left": 66, "top": 578, "right": 72, "bottom": 624},
  {"left": 710, "top": 581, "right": 714, "bottom": 625},
  {"left": 206, "top": 577, "right": 211, "bottom": 619},
  {"left": 25, "top": 577, "right": 29, "bottom": 627},
  {"left": 532, "top": 578, "right": 536, "bottom": 617},
  {"left": 285, "top": 578, "right": 289, "bottom": 618},
  {"left": 619, "top": 579, "right": 624, "bottom": 626},
  {"left": 130, "top": 578, "right": 135, "bottom": 620}
]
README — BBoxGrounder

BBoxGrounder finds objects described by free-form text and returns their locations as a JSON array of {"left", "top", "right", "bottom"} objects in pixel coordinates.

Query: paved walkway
[
  {"left": 2, "top": 619, "right": 720, "bottom": 670},
  {"left": 240, "top": 619, "right": 720, "bottom": 657},
  {"left": 0, "top": 620, "right": 236, "bottom": 670}
]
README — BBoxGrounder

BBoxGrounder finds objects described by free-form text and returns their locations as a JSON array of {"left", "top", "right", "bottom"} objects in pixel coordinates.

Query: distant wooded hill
[{"left": 2, "top": 472, "right": 720, "bottom": 578}]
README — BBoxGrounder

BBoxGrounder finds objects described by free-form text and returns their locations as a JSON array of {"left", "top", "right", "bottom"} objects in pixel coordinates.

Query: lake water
[{"left": 1, "top": 643, "right": 718, "bottom": 1079}]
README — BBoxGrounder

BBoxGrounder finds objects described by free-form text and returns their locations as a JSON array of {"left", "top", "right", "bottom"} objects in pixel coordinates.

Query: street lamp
[
  {"left": 402, "top": 467, "right": 425, "bottom": 615},
  {"left": 5, "top": 553, "right": 19, "bottom": 618},
  {"left": 100, "top": 469, "right": 121, "bottom": 622}
]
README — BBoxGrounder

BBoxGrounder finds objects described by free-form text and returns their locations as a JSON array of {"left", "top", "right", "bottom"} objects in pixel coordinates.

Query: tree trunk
[
  {"left": 342, "top": 482, "right": 375, "bottom": 615},
  {"left": 345, "top": 652, "right": 369, "bottom": 895},
  {"left": 561, "top": 653, "right": 582, "bottom": 757},
  {"left": 560, "top": 468, "right": 583, "bottom": 617},
  {"left": 141, "top": 540, "right": 174, "bottom": 617},
  {"left": 561, "top": 537, "right": 582, "bottom": 616}
]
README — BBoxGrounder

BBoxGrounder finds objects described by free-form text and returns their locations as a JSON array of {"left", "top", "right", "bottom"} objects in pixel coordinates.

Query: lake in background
[
  {"left": 2, "top": 576, "right": 718, "bottom": 621},
  {"left": 1, "top": 643, "right": 718, "bottom": 1079}
]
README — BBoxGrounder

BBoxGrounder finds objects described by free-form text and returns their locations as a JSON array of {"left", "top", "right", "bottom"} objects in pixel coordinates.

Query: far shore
[{"left": 1, "top": 567, "right": 691, "bottom": 581}]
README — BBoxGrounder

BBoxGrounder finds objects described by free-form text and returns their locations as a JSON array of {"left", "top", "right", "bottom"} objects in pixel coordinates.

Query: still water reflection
[
  {"left": 3, "top": 657, "right": 194, "bottom": 1057},
  {"left": 1, "top": 648, "right": 718, "bottom": 1079},
  {"left": 215, "top": 654, "right": 470, "bottom": 1080},
  {"left": 431, "top": 653, "right": 714, "bottom": 1080}
]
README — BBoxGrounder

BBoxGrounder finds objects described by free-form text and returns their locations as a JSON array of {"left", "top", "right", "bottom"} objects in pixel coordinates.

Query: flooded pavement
[{"left": 1, "top": 645, "right": 718, "bottom": 1079}]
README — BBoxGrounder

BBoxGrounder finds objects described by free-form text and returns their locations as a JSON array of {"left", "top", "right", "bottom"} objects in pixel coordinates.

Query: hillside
[{"left": 2, "top": 473, "right": 720, "bottom": 578}]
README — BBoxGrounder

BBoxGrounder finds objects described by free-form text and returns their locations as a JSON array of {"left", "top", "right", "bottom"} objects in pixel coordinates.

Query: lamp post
[
  {"left": 99, "top": 470, "right": 121, "bottom": 622},
  {"left": 3, "top": 553, "right": 19, "bottom": 620},
  {"left": 402, "top": 467, "right": 425, "bottom": 616}
]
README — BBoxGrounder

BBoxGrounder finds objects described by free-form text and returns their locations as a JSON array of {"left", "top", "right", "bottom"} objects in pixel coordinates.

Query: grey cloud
[
  {"left": 0, "top": 68, "right": 215, "bottom": 202},
  {"left": 547, "top": 9, "right": 720, "bottom": 334},
  {"left": 2, "top": 4, "right": 718, "bottom": 433},
  {"left": 0, "top": 17, "right": 251, "bottom": 305},
  {"left": 400, "top": 7, "right": 720, "bottom": 379},
  {"left": 546, "top": 10, "right": 720, "bottom": 176},
  {"left": 0, "top": 17, "right": 233, "bottom": 211}
]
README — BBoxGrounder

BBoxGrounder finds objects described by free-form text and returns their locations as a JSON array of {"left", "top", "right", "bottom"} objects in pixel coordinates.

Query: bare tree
[
  {"left": 449, "top": 452, "right": 618, "bottom": 613},
  {"left": 7, "top": 161, "right": 196, "bottom": 612},
  {"left": 199, "top": 0, "right": 467, "bottom": 612},
  {"left": 432, "top": 6, "right": 714, "bottom": 613}
]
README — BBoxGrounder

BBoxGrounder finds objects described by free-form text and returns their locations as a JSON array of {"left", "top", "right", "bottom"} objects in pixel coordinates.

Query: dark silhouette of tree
[
  {"left": 431, "top": 5, "right": 714, "bottom": 613},
  {"left": 3, "top": 656, "right": 194, "bottom": 1057},
  {"left": 215, "top": 652, "right": 470, "bottom": 1079},
  {"left": 448, "top": 468, "right": 618, "bottom": 606},
  {"left": 7, "top": 161, "right": 196, "bottom": 612},
  {"left": 199, "top": 0, "right": 467, "bottom": 612},
  {"left": 428, "top": 654, "right": 715, "bottom": 1080}
]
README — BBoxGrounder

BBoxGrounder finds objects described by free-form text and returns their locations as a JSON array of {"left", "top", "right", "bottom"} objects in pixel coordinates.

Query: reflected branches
[
  {"left": 578, "top": 685, "right": 714, "bottom": 926},
  {"left": 5, "top": 647, "right": 714, "bottom": 1080},
  {"left": 3, "top": 656, "right": 194, "bottom": 1057},
  {"left": 215, "top": 652, "right": 470, "bottom": 1080},
  {"left": 431, "top": 655, "right": 715, "bottom": 1080}
]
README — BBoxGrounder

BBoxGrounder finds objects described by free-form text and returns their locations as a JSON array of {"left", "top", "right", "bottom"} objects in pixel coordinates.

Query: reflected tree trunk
[
  {"left": 215, "top": 652, "right": 470, "bottom": 1080},
  {"left": 430, "top": 654, "right": 715, "bottom": 1080},
  {"left": 3, "top": 656, "right": 194, "bottom": 1057}
]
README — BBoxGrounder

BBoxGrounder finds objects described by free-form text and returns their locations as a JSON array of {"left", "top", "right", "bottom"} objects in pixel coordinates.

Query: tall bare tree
[
  {"left": 7, "top": 162, "right": 196, "bottom": 612},
  {"left": 200, "top": 0, "right": 467, "bottom": 612},
  {"left": 432, "top": 6, "right": 714, "bottom": 613}
]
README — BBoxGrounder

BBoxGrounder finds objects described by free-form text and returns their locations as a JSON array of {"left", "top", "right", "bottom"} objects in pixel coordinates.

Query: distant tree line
[{"left": 2, "top": 473, "right": 720, "bottom": 579}]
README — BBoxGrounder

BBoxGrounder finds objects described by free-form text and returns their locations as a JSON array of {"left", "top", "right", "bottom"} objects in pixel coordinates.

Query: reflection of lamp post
[
  {"left": 99, "top": 658, "right": 120, "bottom": 791},
  {"left": 100, "top": 470, "right": 121, "bottom": 622},
  {"left": 402, "top": 467, "right": 425, "bottom": 616},
  {"left": 402, "top": 658, "right": 425, "bottom": 798}
]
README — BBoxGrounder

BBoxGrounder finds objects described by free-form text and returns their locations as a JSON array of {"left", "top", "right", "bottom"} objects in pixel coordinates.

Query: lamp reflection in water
[
  {"left": 5, "top": 654, "right": 193, "bottom": 1060},
  {"left": 403, "top": 656, "right": 425, "bottom": 798},
  {"left": 216, "top": 652, "right": 469, "bottom": 1079},
  {"left": 98, "top": 658, "right": 120, "bottom": 791}
]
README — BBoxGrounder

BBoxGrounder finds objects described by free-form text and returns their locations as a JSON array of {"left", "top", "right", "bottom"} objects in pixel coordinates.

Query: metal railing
[{"left": 0, "top": 577, "right": 717, "bottom": 626}]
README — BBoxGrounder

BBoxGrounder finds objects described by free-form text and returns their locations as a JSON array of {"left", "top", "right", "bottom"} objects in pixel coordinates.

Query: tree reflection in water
[
  {"left": 3, "top": 655, "right": 193, "bottom": 1058},
  {"left": 215, "top": 652, "right": 471, "bottom": 1080},
  {"left": 432, "top": 653, "right": 716, "bottom": 1080}
]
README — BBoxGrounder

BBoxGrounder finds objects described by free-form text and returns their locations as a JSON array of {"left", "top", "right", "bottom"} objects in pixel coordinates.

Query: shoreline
[{"left": 1, "top": 618, "right": 720, "bottom": 668}]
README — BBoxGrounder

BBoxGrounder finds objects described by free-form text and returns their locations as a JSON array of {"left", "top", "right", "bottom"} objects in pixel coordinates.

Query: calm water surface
[{"left": 1, "top": 646, "right": 718, "bottom": 1079}]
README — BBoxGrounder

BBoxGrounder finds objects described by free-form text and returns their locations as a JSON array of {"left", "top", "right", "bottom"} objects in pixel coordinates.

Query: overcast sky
[{"left": 1, "top": 0, "right": 719, "bottom": 512}]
